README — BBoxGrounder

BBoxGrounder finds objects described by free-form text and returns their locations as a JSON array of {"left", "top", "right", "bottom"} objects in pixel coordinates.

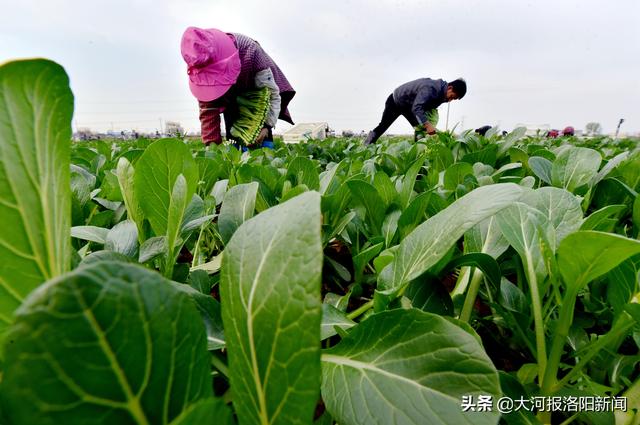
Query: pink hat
[{"left": 181, "top": 27, "right": 241, "bottom": 102}]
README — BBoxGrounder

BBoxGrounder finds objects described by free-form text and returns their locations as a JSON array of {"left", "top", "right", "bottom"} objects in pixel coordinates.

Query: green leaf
[
  {"left": 373, "top": 171, "right": 396, "bottom": 208},
  {"left": 139, "top": 236, "right": 168, "bottom": 263},
  {"left": 446, "top": 253, "right": 502, "bottom": 289},
  {"left": 218, "top": 182, "right": 258, "bottom": 245},
  {"left": 492, "top": 162, "right": 523, "bottom": 180},
  {"left": 195, "top": 157, "right": 220, "bottom": 198},
  {"left": 497, "top": 126, "right": 527, "bottom": 157},
  {"left": 464, "top": 216, "right": 509, "bottom": 259},
  {"left": 134, "top": 138, "right": 198, "bottom": 236},
  {"left": 528, "top": 156, "right": 552, "bottom": 185},
  {"left": 592, "top": 151, "right": 629, "bottom": 186},
  {"left": 399, "top": 158, "right": 423, "bottom": 209},
  {"left": 508, "top": 147, "right": 529, "bottom": 167},
  {"left": 180, "top": 194, "right": 205, "bottom": 231},
  {"left": 382, "top": 210, "right": 401, "bottom": 248},
  {"left": 499, "top": 278, "right": 529, "bottom": 314},
  {"left": 606, "top": 259, "right": 638, "bottom": 316},
  {"left": 496, "top": 202, "right": 553, "bottom": 281},
  {"left": 319, "top": 160, "right": 347, "bottom": 195},
  {"left": 211, "top": 179, "right": 229, "bottom": 206},
  {"left": 633, "top": 195, "right": 640, "bottom": 234},
  {"left": 168, "top": 398, "right": 233, "bottom": 425},
  {"left": 166, "top": 175, "right": 189, "bottom": 256},
  {"left": 169, "top": 281, "right": 225, "bottom": 351},
  {"left": 551, "top": 147, "right": 602, "bottom": 192},
  {"left": 0, "top": 262, "right": 212, "bottom": 425},
  {"left": 557, "top": 231, "right": 640, "bottom": 293},
  {"left": 498, "top": 372, "right": 541, "bottom": 425},
  {"left": 404, "top": 276, "right": 454, "bottom": 316},
  {"left": 324, "top": 291, "right": 351, "bottom": 312},
  {"left": 353, "top": 242, "right": 384, "bottom": 283},
  {"left": 221, "top": 192, "right": 322, "bottom": 425},
  {"left": 522, "top": 187, "right": 583, "bottom": 247},
  {"left": 397, "top": 191, "right": 431, "bottom": 239},
  {"left": 581, "top": 204, "right": 627, "bottom": 231},
  {"left": 181, "top": 214, "right": 215, "bottom": 235},
  {"left": 326, "top": 256, "right": 352, "bottom": 282},
  {"left": 71, "top": 225, "right": 109, "bottom": 244},
  {"left": 190, "top": 252, "right": 223, "bottom": 275},
  {"left": 519, "top": 175, "right": 536, "bottom": 188},
  {"left": 0, "top": 59, "right": 73, "bottom": 336},
  {"left": 444, "top": 162, "right": 475, "bottom": 191},
  {"left": 321, "top": 304, "right": 356, "bottom": 340},
  {"left": 71, "top": 164, "right": 96, "bottom": 223},
  {"left": 187, "top": 269, "right": 214, "bottom": 295},
  {"left": 321, "top": 179, "right": 353, "bottom": 230},
  {"left": 615, "top": 375, "right": 640, "bottom": 425},
  {"left": 281, "top": 183, "right": 309, "bottom": 202},
  {"left": 105, "top": 220, "right": 138, "bottom": 258},
  {"left": 453, "top": 216, "right": 509, "bottom": 297},
  {"left": 347, "top": 180, "right": 386, "bottom": 233},
  {"left": 99, "top": 170, "right": 123, "bottom": 202},
  {"left": 461, "top": 144, "right": 498, "bottom": 167},
  {"left": 427, "top": 145, "right": 454, "bottom": 173},
  {"left": 321, "top": 309, "right": 501, "bottom": 425},
  {"left": 116, "top": 157, "right": 145, "bottom": 242},
  {"left": 376, "top": 183, "right": 523, "bottom": 309},
  {"left": 323, "top": 211, "right": 356, "bottom": 245},
  {"left": 287, "top": 156, "right": 320, "bottom": 191},
  {"left": 615, "top": 151, "right": 640, "bottom": 190},
  {"left": 80, "top": 251, "right": 133, "bottom": 266}
]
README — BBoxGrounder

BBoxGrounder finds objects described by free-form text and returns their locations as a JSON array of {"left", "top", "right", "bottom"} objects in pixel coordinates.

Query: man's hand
[
  {"left": 424, "top": 122, "right": 437, "bottom": 135},
  {"left": 254, "top": 127, "right": 269, "bottom": 145}
]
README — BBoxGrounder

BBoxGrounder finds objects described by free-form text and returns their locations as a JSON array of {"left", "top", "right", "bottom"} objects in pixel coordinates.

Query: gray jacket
[{"left": 392, "top": 78, "right": 447, "bottom": 125}]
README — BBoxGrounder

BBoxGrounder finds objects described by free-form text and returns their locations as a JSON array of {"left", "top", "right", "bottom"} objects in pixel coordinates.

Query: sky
[{"left": 1, "top": 0, "right": 638, "bottom": 136}]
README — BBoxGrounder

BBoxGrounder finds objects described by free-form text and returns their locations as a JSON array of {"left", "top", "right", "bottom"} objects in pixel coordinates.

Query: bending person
[
  {"left": 364, "top": 78, "right": 466, "bottom": 145},
  {"left": 181, "top": 26, "right": 295, "bottom": 146}
]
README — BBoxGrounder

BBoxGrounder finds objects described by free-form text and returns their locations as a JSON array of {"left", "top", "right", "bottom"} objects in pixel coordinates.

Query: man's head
[{"left": 446, "top": 78, "right": 467, "bottom": 101}]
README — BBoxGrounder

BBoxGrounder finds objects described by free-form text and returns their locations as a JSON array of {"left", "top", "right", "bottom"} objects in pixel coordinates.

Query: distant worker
[
  {"left": 546, "top": 129, "right": 560, "bottom": 138},
  {"left": 181, "top": 27, "right": 295, "bottom": 146},
  {"left": 363, "top": 78, "right": 467, "bottom": 145},
  {"left": 475, "top": 125, "right": 492, "bottom": 136},
  {"left": 562, "top": 126, "right": 575, "bottom": 136}
]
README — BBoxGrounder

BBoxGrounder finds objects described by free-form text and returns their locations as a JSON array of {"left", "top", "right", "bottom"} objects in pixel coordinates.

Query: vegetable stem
[
  {"left": 347, "top": 300, "right": 374, "bottom": 321},
  {"left": 210, "top": 353, "right": 229, "bottom": 378},
  {"left": 460, "top": 268, "right": 483, "bottom": 322},
  {"left": 541, "top": 290, "right": 577, "bottom": 395},
  {"left": 525, "top": 254, "right": 547, "bottom": 383}
]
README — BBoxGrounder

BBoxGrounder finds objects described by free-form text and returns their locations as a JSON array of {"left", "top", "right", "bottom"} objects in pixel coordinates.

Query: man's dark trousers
[{"left": 365, "top": 94, "right": 419, "bottom": 145}]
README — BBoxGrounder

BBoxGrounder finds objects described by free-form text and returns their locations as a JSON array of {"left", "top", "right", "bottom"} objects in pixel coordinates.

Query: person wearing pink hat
[{"left": 181, "top": 26, "right": 295, "bottom": 146}]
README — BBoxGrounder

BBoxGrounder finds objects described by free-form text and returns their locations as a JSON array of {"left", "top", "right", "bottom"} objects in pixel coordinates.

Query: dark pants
[{"left": 367, "top": 94, "right": 419, "bottom": 144}]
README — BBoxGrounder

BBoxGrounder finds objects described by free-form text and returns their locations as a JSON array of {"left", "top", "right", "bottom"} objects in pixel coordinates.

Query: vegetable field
[{"left": 1, "top": 60, "right": 639, "bottom": 425}]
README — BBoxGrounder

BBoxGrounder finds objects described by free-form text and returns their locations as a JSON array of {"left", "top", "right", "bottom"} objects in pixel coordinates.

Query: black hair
[{"left": 448, "top": 78, "right": 467, "bottom": 99}]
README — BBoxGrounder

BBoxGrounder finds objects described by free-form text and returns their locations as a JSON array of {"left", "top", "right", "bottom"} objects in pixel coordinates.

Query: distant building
[
  {"left": 282, "top": 122, "right": 330, "bottom": 144},
  {"left": 165, "top": 121, "right": 184, "bottom": 137}
]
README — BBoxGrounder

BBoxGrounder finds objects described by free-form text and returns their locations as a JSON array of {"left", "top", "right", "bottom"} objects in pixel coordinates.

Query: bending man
[{"left": 364, "top": 78, "right": 466, "bottom": 145}]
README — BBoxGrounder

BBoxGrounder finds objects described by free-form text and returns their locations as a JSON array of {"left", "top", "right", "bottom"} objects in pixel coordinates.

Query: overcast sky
[{"left": 2, "top": 0, "right": 638, "bottom": 136}]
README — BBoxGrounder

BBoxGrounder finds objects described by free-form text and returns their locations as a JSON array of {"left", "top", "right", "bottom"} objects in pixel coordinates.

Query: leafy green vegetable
[
  {"left": 376, "top": 183, "right": 523, "bottom": 309},
  {"left": 230, "top": 87, "right": 271, "bottom": 145},
  {"left": 134, "top": 138, "right": 198, "bottom": 237},
  {"left": 218, "top": 182, "right": 258, "bottom": 245},
  {"left": 0, "top": 262, "right": 213, "bottom": 425},
  {"left": 551, "top": 147, "right": 602, "bottom": 192},
  {"left": 321, "top": 309, "right": 501, "bottom": 425},
  {"left": 0, "top": 59, "right": 73, "bottom": 337},
  {"left": 221, "top": 192, "right": 322, "bottom": 424}
]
